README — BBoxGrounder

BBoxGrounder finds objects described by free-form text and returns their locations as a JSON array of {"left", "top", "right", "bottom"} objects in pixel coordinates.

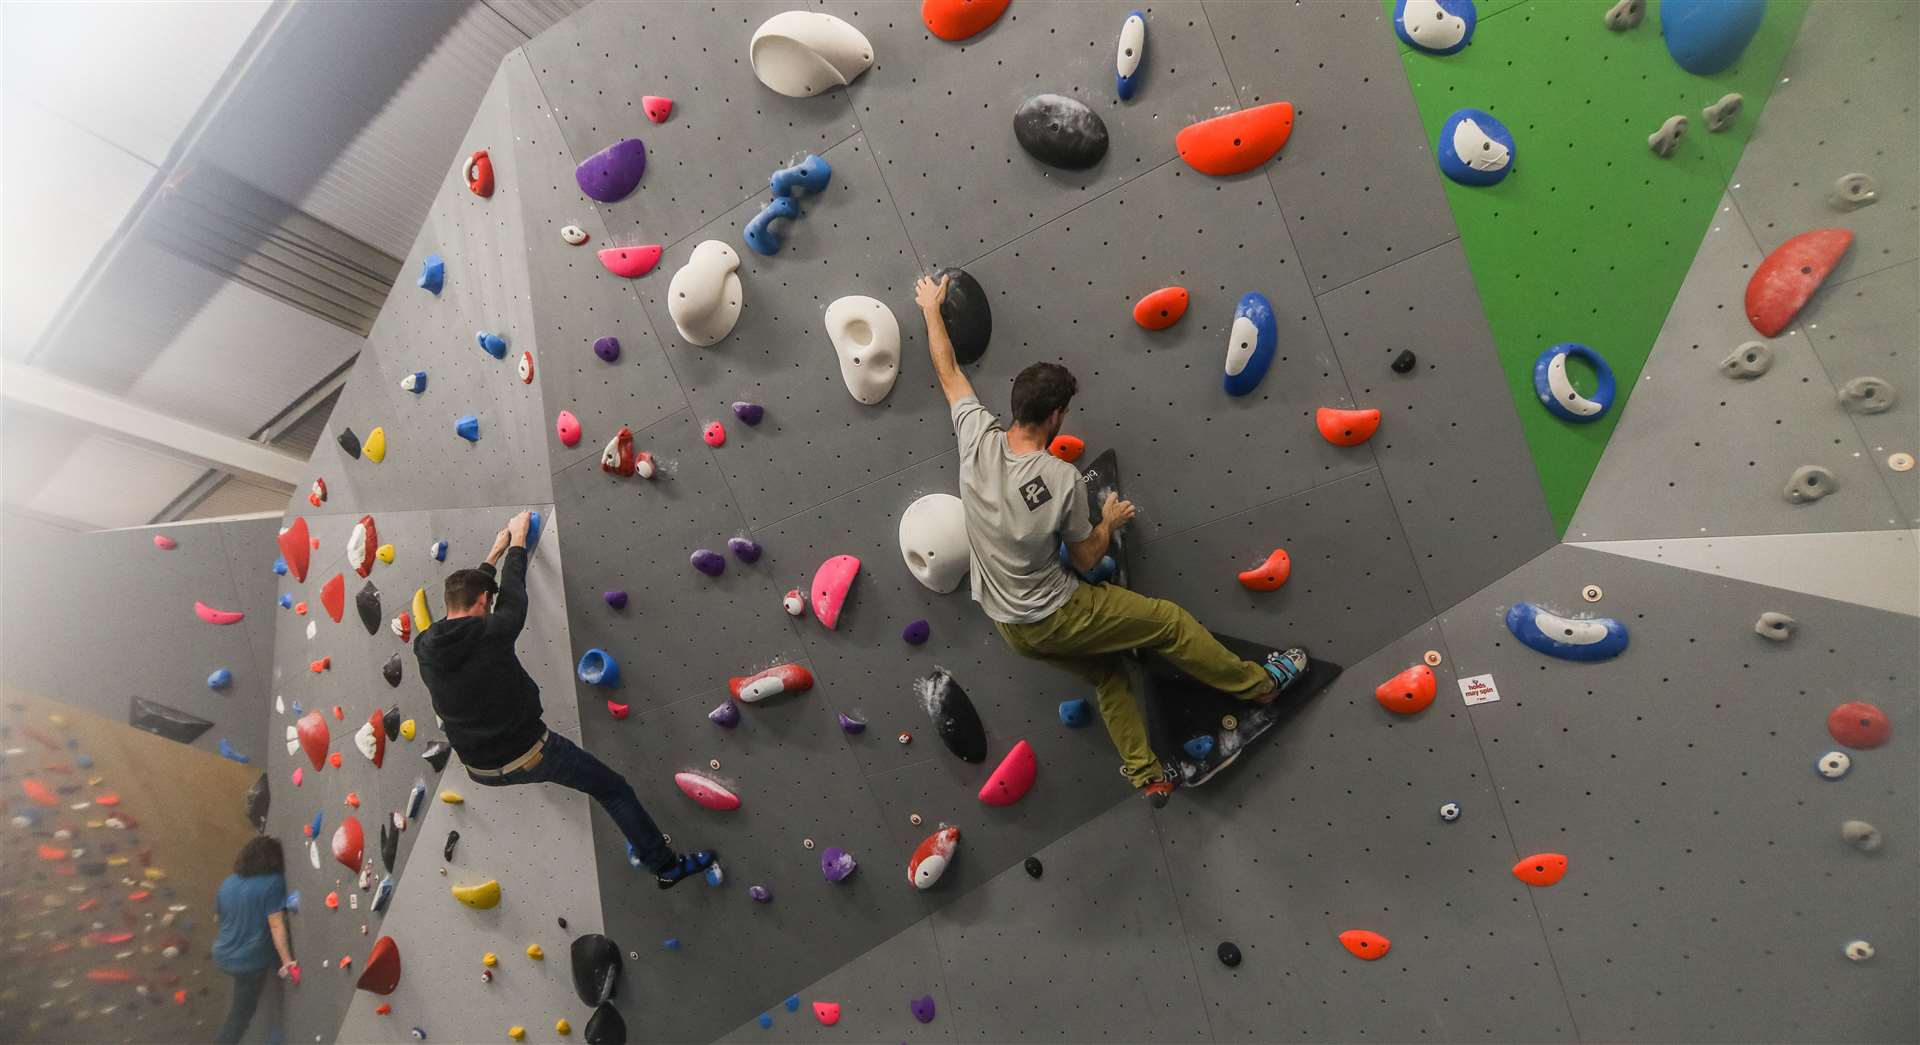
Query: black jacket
[{"left": 414, "top": 547, "right": 544, "bottom": 769}]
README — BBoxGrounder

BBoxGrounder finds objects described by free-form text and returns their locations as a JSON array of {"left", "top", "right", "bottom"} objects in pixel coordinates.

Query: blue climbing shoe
[
  {"left": 655, "top": 849, "right": 718, "bottom": 890},
  {"left": 1248, "top": 648, "right": 1309, "bottom": 704}
]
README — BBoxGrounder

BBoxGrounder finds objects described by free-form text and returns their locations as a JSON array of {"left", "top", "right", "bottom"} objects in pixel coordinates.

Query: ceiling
[{"left": 0, "top": 0, "right": 585, "bottom": 531}]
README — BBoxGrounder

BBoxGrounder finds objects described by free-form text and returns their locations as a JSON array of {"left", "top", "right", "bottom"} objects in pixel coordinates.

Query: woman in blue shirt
[{"left": 212, "top": 836, "right": 296, "bottom": 1045}]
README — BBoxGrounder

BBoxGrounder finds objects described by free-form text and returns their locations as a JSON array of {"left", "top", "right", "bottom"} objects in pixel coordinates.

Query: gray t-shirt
[{"left": 953, "top": 396, "right": 1092, "bottom": 624}]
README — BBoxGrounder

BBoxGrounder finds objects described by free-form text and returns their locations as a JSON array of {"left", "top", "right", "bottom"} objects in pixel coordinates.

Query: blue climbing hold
[
  {"left": 417, "top": 254, "right": 444, "bottom": 294},
  {"left": 1182, "top": 735, "right": 1215, "bottom": 760},
  {"left": 577, "top": 649, "right": 621, "bottom": 687},
  {"left": 1505, "top": 602, "right": 1629, "bottom": 662},
  {"left": 273, "top": 557, "right": 287, "bottom": 575},
  {"left": 525, "top": 510, "right": 543, "bottom": 556},
  {"left": 1058, "top": 542, "right": 1116, "bottom": 584},
  {"left": 1115, "top": 11, "right": 1147, "bottom": 100},
  {"left": 1059, "top": 699, "right": 1091, "bottom": 728},
  {"left": 455, "top": 415, "right": 481, "bottom": 442},
  {"left": 1437, "top": 108, "right": 1514, "bottom": 187},
  {"left": 663, "top": 938, "right": 681, "bottom": 951},
  {"left": 208, "top": 668, "right": 232, "bottom": 690},
  {"left": 1661, "top": 0, "right": 1764, "bottom": 75},
  {"left": 219, "top": 738, "right": 250, "bottom": 764},
  {"left": 1532, "top": 343, "right": 1616, "bottom": 423},
  {"left": 784, "top": 995, "right": 801, "bottom": 1013},
  {"left": 402, "top": 371, "right": 428, "bottom": 394},
  {"left": 704, "top": 865, "right": 725, "bottom": 886},
  {"left": 284, "top": 890, "right": 300, "bottom": 913},
  {"left": 279, "top": 594, "right": 294, "bottom": 609},
  {"left": 430, "top": 540, "right": 448, "bottom": 562},
  {"left": 1393, "top": 0, "right": 1477, "bottom": 56},
  {"left": 769, "top": 154, "right": 832, "bottom": 198},
  {"left": 743, "top": 196, "right": 801, "bottom": 256},
  {"left": 75, "top": 754, "right": 93, "bottom": 769},
  {"left": 476, "top": 331, "right": 508, "bottom": 359},
  {"left": 291, "top": 702, "right": 303, "bottom": 716},
  {"left": 1223, "top": 291, "right": 1277, "bottom": 397},
  {"left": 308, "top": 810, "right": 323, "bottom": 839},
  {"left": 757, "top": 1015, "right": 773, "bottom": 1030}
]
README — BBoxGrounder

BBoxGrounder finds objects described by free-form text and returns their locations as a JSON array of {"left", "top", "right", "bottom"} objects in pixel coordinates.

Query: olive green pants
[{"left": 995, "top": 582, "right": 1270, "bottom": 787}]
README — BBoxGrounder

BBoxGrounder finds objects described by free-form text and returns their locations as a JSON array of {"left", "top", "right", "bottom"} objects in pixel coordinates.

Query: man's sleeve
[
  {"left": 950, "top": 396, "right": 997, "bottom": 458},
  {"left": 485, "top": 547, "right": 529, "bottom": 641},
  {"left": 1058, "top": 463, "right": 1094, "bottom": 544}
]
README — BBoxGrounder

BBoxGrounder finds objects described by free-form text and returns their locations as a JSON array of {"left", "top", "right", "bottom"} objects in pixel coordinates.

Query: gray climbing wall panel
[
  {"left": 1574, "top": 529, "right": 1919, "bottom": 618},
  {"left": 1795, "top": 259, "right": 1920, "bottom": 525},
  {"left": 1437, "top": 544, "right": 1917, "bottom": 1043}
]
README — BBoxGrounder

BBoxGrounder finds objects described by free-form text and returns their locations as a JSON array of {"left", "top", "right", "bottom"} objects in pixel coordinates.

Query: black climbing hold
[
  {"left": 129, "top": 697, "right": 214, "bottom": 745},
  {"left": 382, "top": 653, "right": 403, "bottom": 689},
  {"left": 1217, "top": 941, "right": 1242, "bottom": 967},
  {"left": 584, "top": 1002, "right": 626, "bottom": 1045},
  {"left": 245, "top": 773, "right": 270, "bottom": 832},
  {"left": 1023, "top": 856, "right": 1043, "bottom": 879},
  {"left": 443, "top": 830, "right": 459, "bottom": 861},
  {"left": 916, "top": 668, "right": 988, "bottom": 763},
  {"left": 422, "top": 741, "right": 452, "bottom": 773},
  {"left": 380, "top": 819, "right": 398, "bottom": 873},
  {"left": 1013, "top": 94, "right": 1109, "bottom": 170},
  {"left": 571, "top": 933, "right": 623, "bottom": 1007},
  {"left": 934, "top": 266, "right": 992, "bottom": 365},
  {"left": 1391, "top": 349, "right": 1416, "bottom": 374},
  {"left": 356, "top": 582, "right": 382, "bottom": 636},
  {"left": 338, "top": 428, "right": 362, "bottom": 459},
  {"left": 558, "top": 916, "right": 569, "bottom": 930},
  {"left": 383, "top": 705, "right": 402, "bottom": 742}
]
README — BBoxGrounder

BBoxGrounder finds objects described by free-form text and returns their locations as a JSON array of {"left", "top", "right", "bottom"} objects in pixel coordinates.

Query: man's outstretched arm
[
  {"left": 486, "top": 511, "right": 531, "bottom": 640},
  {"left": 916, "top": 274, "right": 975, "bottom": 407}
]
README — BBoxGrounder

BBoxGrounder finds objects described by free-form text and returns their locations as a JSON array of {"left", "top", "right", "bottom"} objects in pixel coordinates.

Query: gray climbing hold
[
  {"left": 1391, "top": 349, "right": 1417, "bottom": 374},
  {"left": 1719, "top": 341, "right": 1772, "bottom": 378},
  {"left": 1439, "top": 801, "right": 1462, "bottom": 822},
  {"left": 1702, "top": 92, "right": 1743, "bottom": 132},
  {"left": 1783, "top": 465, "right": 1836, "bottom": 504},
  {"left": 1013, "top": 94, "right": 1110, "bottom": 170},
  {"left": 1648, "top": 115, "right": 1687, "bottom": 158},
  {"left": 1828, "top": 172, "right": 1878, "bottom": 210},
  {"left": 1754, "top": 611, "right": 1797, "bottom": 641},
  {"left": 1603, "top": 0, "right": 1644, "bottom": 30},
  {"left": 1841, "top": 819, "right": 1882, "bottom": 853},
  {"left": 1838, "top": 376, "right": 1896, "bottom": 415}
]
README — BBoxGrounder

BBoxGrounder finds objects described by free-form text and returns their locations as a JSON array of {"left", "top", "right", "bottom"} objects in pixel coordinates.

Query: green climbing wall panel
[{"left": 1390, "top": 0, "right": 1808, "bottom": 532}]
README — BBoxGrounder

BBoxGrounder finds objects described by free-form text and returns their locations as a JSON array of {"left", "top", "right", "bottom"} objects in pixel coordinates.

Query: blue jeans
[
  {"left": 470, "top": 731, "right": 673, "bottom": 872},
  {"left": 215, "top": 968, "right": 283, "bottom": 1045}
]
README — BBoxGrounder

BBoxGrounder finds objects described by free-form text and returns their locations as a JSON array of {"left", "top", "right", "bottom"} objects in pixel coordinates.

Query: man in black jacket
[{"left": 415, "top": 510, "right": 715, "bottom": 888}]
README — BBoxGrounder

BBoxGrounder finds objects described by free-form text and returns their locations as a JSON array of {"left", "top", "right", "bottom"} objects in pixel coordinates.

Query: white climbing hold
[
  {"left": 898, "top": 494, "right": 969, "bottom": 593},
  {"left": 561, "top": 224, "right": 589, "bottom": 246},
  {"left": 1838, "top": 376, "right": 1896, "bottom": 415},
  {"left": 1840, "top": 820, "right": 1882, "bottom": 852},
  {"left": 1581, "top": 584, "right": 1603, "bottom": 603},
  {"left": 824, "top": 295, "right": 901, "bottom": 405},
  {"left": 1451, "top": 117, "right": 1511, "bottom": 174},
  {"left": 1719, "top": 341, "right": 1772, "bottom": 378},
  {"left": 749, "top": 11, "right": 873, "bottom": 98},
  {"left": 1889, "top": 452, "right": 1915, "bottom": 473},
  {"left": 666, "top": 240, "right": 744, "bottom": 347},
  {"left": 1603, "top": 0, "right": 1644, "bottom": 30},
  {"left": 1815, "top": 750, "right": 1851, "bottom": 780},
  {"left": 1648, "top": 115, "right": 1687, "bottom": 158},
  {"left": 1783, "top": 465, "right": 1836, "bottom": 504},
  {"left": 1702, "top": 93, "right": 1742, "bottom": 132},
  {"left": 1828, "top": 173, "right": 1878, "bottom": 211},
  {"left": 1754, "top": 612, "right": 1796, "bottom": 641},
  {"left": 1844, "top": 939, "right": 1874, "bottom": 962}
]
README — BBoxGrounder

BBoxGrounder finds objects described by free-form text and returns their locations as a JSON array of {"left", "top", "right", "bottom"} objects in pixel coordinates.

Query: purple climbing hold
[
  {"left": 837, "top": 713, "right": 866, "bottom": 735},
  {"left": 691, "top": 549, "right": 726, "bottom": 577},
  {"left": 603, "top": 591, "right": 629, "bottom": 610},
  {"left": 911, "top": 996, "right": 936, "bottom": 1024},
  {"left": 593, "top": 336, "right": 621, "bottom": 363},
  {"left": 819, "top": 847, "right": 858, "bottom": 883},
  {"left": 902, "top": 619, "right": 931, "bottom": 645},
  {"left": 727, "top": 537, "right": 762, "bottom": 563},
  {"left": 575, "top": 139, "right": 648, "bottom": 203},
  {"left": 731, "top": 401, "right": 765, "bottom": 426},
  {"left": 709, "top": 701, "right": 740, "bottom": 728},
  {"left": 749, "top": 884, "right": 772, "bottom": 903}
]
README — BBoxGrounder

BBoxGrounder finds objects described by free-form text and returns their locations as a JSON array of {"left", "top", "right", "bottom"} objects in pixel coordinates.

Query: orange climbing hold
[
  {"left": 1315, "top": 407, "right": 1380, "bottom": 447},
  {"left": 1746, "top": 228, "right": 1852, "bottom": 337},
  {"left": 1338, "top": 929, "right": 1392, "bottom": 960},
  {"left": 1374, "top": 665, "right": 1436, "bottom": 715},
  {"left": 1132, "top": 287, "right": 1190, "bottom": 330},
  {"left": 38, "top": 844, "right": 69, "bottom": 861},
  {"left": 1049, "top": 435, "right": 1086, "bottom": 463},
  {"left": 921, "top": 0, "right": 1009, "bottom": 41},
  {"left": 1175, "top": 102, "right": 1295, "bottom": 176},
  {"left": 310, "top": 657, "right": 331, "bottom": 673},
  {"left": 1237, "top": 548, "right": 1291, "bottom": 591},
  {"left": 22, "top": 778, "right": 59, "bottom": 806},
  {"left": 1512, "top": 852, "right": 1568, "bottom": 887}
]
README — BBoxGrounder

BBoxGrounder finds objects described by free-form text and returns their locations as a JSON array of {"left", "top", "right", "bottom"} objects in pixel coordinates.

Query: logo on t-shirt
[{"left": 1019, "top": 477, "right": 1053, "bottom": 512}]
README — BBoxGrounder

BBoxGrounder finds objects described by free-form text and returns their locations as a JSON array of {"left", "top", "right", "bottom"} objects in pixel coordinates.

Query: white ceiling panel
[{"left": 24, "top": 433, "right": 206, "bottom": 529}]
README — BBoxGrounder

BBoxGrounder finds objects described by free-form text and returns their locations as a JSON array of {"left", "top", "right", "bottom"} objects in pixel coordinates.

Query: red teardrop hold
[
  {"left": 356, "top": 936, "right": 402, "bottom": 995},
  {"left": 1132, "top": 287, "right": 1190, "bottom": 329},
  {"left": 1176, "top": 102, "right": 1295, "bottom": 176},
  {"left": 1373, "top": 664, "right": 1436, "bottom": 715},
  {"left": 1338, "top": 929, "right": 1392, "bottom": 960},
  {"left": 1238, "top": 548, "right": 1291, "bottom": 592},
  {"left": 921, "top": 0, "right": 1009, "bottom": 41},
  {"left": 1316, "top": 407, "right": 1381, "bottom": 447},
  {"left": 1512, "top": 852, "right": 1568, "bottom": 887},
  {"left": 320, "top": 574, "right": 345, "bottom": 623},
  {"left": 1746, "top": 228, "right": 1851, "bottom": 337},
  {"left": 1826, "top": 701, "right": 1890, "bottom": 749}
]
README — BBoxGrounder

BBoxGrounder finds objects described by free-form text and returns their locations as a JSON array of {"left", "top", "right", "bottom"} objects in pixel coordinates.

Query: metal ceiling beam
[{"left": 0, "top": 362, "right": 305, "bottom": 488}]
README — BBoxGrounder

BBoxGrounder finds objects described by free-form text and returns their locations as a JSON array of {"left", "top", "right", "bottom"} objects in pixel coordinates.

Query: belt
[{"left": 465, "top": 731, "right": 549, "bottom": 778}]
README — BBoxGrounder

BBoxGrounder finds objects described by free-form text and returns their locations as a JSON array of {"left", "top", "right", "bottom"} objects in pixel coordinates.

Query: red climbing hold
[
  {"left": 921, "top": 0, "right": 1009, "bottom": 40},
  {"left": 86, "top": 968, "right": 137, "bottom": 984},
  {"left": 703, "top": 421, "right": 726, "bottom": 447},
  {"left": 729, "top": 663, "right": 816, "bottom": 703},
  {"left": 1374, "top": 665, "right": 1436, "bottom": 715},
  {"left": 308, "top": 479, "right": 327, "bottom": 507},
  {"left": 329, "top": 751, "right": 343, "bottom": 768},
  {"left": 643, "top": 96, "right": 674, "bottom": 123},
  {"left": 1132, "top": 287, "right": 1190, "bottom": 330},
  {"left": 1176, "top": 102, "right": 1295, "bottom": 176},
  {"left": 812, "top": 1001, "right": 842, "bottom": 1027},
  {"left": 38, "top": 844, "right": 68, "bottom": 861},
  {"left": 607, "top": 700, "right": 630, "bottom": 719},
  {"left": 154, "top": 533, "right": 177, "bottom": 550},
  {"left": 320, "top": 574, "right": 345, "bottom": 624},
  {"left": 357, "top": 936, "right": 401, "bottom": 994},
  {"left": 295, "top": 602, "right": 308, "bottom": 616},
  {"left": 22, "top": 779, "right": 58, "bottom": 806},
  {"left": 1746, "top": 228, "right": 1852, "bottom": 337},
  {"left": 601, "top": 426, "right": 637, "bottom": 476},
  {"left": 278, "top": 517, "right": 311, "bottom": 582},
  {"left": 1237, "top": 548, "right": 1291, "bottom": 592},
  {"left": 598, "top": 245, "right": 662, "bottom": 279},
  {"left": 1338, "top": 929, "right": 1392, "bottom": 960},
  {"left": 296, "top": 712, "right": 330, "bottom": 771},
  {"left": 1827, "top": 701, "right": 1890, "bottom": 750},
  {"left": 359, "top": 710, "right": 386, "bottom": 768},
  {"left": 465, "top": 150, "right": 494, "bottom": 198},
  {"left": 332, "top": 816, "right": 365, "bottom": 871},
  {"left": 1315, "top": 407, "right": 1380, "bottom": 447},
  {"left": 1049, "top": 435, "right": 1085, "bottom": 463},
  {"left": 811, "top": 555, "right": 860, "bottom": 629},
  {"left": 1512, "top": 852, "right": 1568, "bottom": 887},
  {"left": 310, "top": 657, "right": 331, "bottom": 674},
  {"left": 195, "top": 601, "right": 246, "bottom": 625},
  {"left": 979, "top": 739, "right": 1038, "bottom": 806},
  {"left": 350, "top": 515, "right": 378, "bottom": 577}
]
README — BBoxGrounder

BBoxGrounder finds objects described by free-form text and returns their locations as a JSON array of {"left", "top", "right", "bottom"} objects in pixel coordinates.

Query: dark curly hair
[{"left": 234, "top": 836, "right": 284, "bottom": 877}]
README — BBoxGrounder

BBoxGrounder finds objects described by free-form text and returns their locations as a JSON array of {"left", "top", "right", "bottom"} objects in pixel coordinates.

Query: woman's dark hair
[
  {"left": 234, "top": 836, "right": 285, "bottom": 877},
  {"left": 1010, "top": 362, "right": 1078, "bottom": 425}
]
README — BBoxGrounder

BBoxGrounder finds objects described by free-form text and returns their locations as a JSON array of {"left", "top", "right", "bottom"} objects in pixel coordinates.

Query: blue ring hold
[
  {"left": 577, "top": 648, "right": 620, "bottom": 687},
  {"left": 1436, "top": 108, "right": 1515, "bottom": 187},
  {"left": 1393, "top": 0, "right": 1477, "bottom": 56},
  {"left": 1116, "top": 11, "right": 1147, "bottom": 100},
  {"left": 769, "top": 154, "right": 832, "bottom": 198},
  {"left": 1504, "top": 602, "right": 1629, "bottom": 662},
  {"left": 743, "top": 196, "right": 802, "bottom": 256},
  {"left": 1223, "top": 291, "right": 1277, "bottom": 397},
  {"left": 1532, "top": 342, "right": 1617, "bottom": 423}
]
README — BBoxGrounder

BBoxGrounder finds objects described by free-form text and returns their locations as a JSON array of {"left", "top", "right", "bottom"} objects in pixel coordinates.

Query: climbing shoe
[
  {"left": 1248, "top": 648, "right": 1309, "bottom": 704},
  {"left": 655, "top": 849, "right": 718, "bottom": 890},
  {"left": 1142, "top": 779, "right": 1176, "bottom": 808}
]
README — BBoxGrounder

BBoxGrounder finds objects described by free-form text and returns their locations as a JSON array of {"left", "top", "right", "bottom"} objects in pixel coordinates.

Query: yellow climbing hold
[
  {"left": 107, "top": 856, "right": 129, "bottom": 866},
  {"left": 376, "top": 544, "right": 395, "bottom": 564},
  {"left": 450, "top": 879, "right": 500, "bottom": 909},
  {"left": 142, "top": 867, "right": 167, "bottom": 881},
  {"left": 440, "top": 790, "right": 465, "bottom": 804},
  {"left": 412, "top": 587, "right": 434, "bottom": 634},
  {"left": 365, "top": 426, "right": 387, "bottom": 463},
  {"left": 48, "top": 714, "right": 67, "bottom": 727},
  {"left": 482, "top": 952, "right": 498, "bottom": 967},
  {"left": 525, "top": 943, "right": 544, "bottom": 960},
  {"left": 400, "top": 719, "right": 417, "bottom": 741},
  {"left": 508, "top": 1027, "right": 525, "bottom": 1042},
  {"left": 555, "top": 1019, "right": 572, "bottom": 1036}
]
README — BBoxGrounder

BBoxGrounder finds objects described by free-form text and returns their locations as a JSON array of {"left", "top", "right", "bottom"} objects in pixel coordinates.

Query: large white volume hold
[
  {"left": 898, "top": 493, "right": 969, "bottom": 593},
  {"left": 667, "top": 240, "right": 744, "bottom": 347},
  {"left": 824, "top": 295, "right": 901, "bottom": 404},
  {"left": 750, "top": 11, "right": 874, "bottom": 98}
]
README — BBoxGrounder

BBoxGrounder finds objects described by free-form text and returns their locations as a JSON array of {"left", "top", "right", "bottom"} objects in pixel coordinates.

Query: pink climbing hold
[
  {"left": 813, "top": 1002, "right": 841, "bottom": 1027},
  {"left": 810, "top": 555, "right": 860, "bottom": 629},
  {"left": 703, "top": 421, "right": 726, "bottom": 447},
  {"left": 673, "top": 771, "right": 741, "bottom": 811},
  {"left": 643, "top": 96, "right": 674, "bottom": 123},
  {"left": 978, "top": 739, "right": 1037, "bottom": 806},
  {"left": 194, "top": 601, "right": 245, "bottom": 626},
  {"left": 607, "top": 700, "right": 630, "bottom": 720},
  {"left": 153, "top": 534, "right": 177, "bottom": 550},
  {"left": 556, "top": 411, "right": 582, "bottom": 447},
  {"left": 597, "top": 245, "right": 662, "bottom": 279},
  {"left": 728, "top": 663, "right": 816, "bottom": 703}
]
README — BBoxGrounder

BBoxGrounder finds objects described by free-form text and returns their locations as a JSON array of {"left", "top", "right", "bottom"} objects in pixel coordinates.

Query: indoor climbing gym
[{"left": 0, "top": 1, "right": 1913, "bottom": 1042}]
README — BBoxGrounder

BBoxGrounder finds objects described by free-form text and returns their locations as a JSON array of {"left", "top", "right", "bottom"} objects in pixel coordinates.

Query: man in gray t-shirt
[{"left": 915, "top": 274, "right": 1308, "bottom": 806}]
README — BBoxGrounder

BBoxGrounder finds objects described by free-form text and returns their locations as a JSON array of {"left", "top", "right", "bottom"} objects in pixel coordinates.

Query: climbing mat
[{"left": 1392, "top": 0, "right": 1810, "bottom": 531}]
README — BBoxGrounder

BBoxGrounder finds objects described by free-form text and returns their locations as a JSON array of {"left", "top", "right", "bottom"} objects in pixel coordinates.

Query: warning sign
[{"left": 1458, "top": 673, "right": 1500, "bottom": 706}]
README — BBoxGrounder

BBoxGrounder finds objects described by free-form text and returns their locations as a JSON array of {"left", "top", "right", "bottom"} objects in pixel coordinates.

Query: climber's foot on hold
[
  {"left": 655, "top": 849, "right": 718, "bottom": 890},
  {"left": 1143, "top": 778, "right": 1176, "bottom": 809},
  {"left": 1248, "top": 648, "right": 1309, "bottom": 704}
]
